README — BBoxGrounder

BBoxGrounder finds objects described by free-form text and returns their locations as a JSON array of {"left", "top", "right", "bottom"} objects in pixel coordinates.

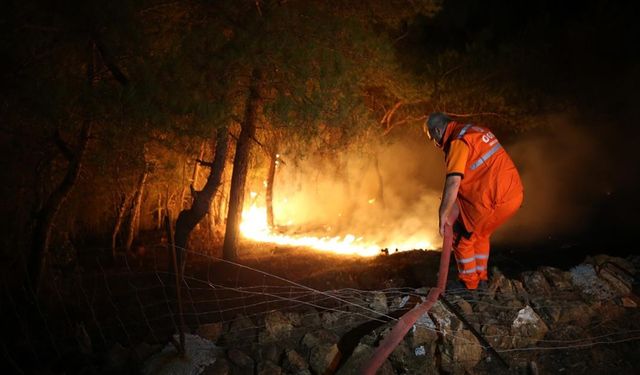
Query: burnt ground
[{"left": 3, "top": 229, "right": 639, "bottom": 374}]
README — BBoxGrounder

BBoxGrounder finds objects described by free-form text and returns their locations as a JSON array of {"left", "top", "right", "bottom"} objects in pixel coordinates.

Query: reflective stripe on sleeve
[
  {"left": 476, "top": 266, "right": 487, "bottom": 271},
  {"left": 470, "top": 143, "right": 502, "bottom": 170},
  {"left": 475, "top": 254, "right": 488, "bottom": 260},
  {"left": 459, "top": 267, "right": 477, "bottom": 274},
  {"left": 457, "top": 124, "right": 472, "bottom": 139}
]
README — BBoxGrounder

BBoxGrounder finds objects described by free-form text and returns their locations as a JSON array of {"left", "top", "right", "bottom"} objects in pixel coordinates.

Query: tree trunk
[
  {"left": 28, "top": 42, "right": 95, "bottom": 293},
  {"left": 111, "top": 189, "right": 134, "bottom": 258},
  {"left": 223, "top": 68, "right": 262, "bottom": 261},
  {"left": 125, "top": 168, "right": 148, "bottom": 252},
  {"left": 174, "top": 126, "right": 230, "bottom": 271},
  {"left": 266, "top": 149, "right": 278, "bottom": 229},
  {"left": 373, "top": 155, "right": 386, "bottom": 209}
]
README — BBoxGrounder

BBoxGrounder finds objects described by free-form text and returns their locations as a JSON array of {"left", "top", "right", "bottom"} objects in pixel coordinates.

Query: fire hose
[
  {"left": 360, "top": 219, "right": 509, "bottom": 373},
  {"left": 359, "top": 222, "right": 454, "bottom": 374}
]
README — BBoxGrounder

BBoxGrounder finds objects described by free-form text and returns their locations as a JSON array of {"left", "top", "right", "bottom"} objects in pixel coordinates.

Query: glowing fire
[{"left": 240, "top": 202, "right": 435, "bottom": 257}]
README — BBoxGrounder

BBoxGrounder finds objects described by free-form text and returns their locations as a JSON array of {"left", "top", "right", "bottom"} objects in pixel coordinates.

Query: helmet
[{"left": 424, "top": 112, "right": 451, "bottom": 147}]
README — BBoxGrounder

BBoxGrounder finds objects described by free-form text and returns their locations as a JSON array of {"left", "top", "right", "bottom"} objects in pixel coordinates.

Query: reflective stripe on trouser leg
[
  {"left": 453, "top": 234, "right": 479, "bottom": 289},
  {"left": 474, "top": 234, "right": 490, "bottom": 281}
]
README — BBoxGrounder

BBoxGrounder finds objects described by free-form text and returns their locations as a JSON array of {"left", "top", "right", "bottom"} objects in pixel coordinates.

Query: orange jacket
[{"left": 442, "top": 121, "right": 523, "bottom": 232}]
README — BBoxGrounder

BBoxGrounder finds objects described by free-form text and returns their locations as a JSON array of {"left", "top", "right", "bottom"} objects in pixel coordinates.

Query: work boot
[
  {"left": 477, "top": 280, "right": 489, "bottom": 291},
  {"left": 445, "top": 279, "right": 474, "bottom": 301}
]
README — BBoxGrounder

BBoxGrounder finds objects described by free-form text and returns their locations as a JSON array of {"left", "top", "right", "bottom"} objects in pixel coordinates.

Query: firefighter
[{"left": 424, "top": 112, "right": 523, "bottom": 290}]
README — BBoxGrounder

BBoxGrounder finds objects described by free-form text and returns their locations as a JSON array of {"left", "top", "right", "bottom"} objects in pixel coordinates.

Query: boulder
[
  {"left": 368, "top": 291, "right": 389, "bottom": 314},
  {"left": 260, "top": 310, "right": 294, "bottom": 343},
  {"left": 410, "top": 312, "right": 439, "bottom": 347},
  {"left": 258, "top": 344, "right": 282, "bottom": 364},
  {"left": 510, "top": 305, "right": 548, "bottom": 348},
  {"left": 223, "top": 315, "right": 257, "bottom": 347},
  {"left": 203, "top": 358, "right": 230, "bottom": 375},
  {"left": 257, "top": 361, "right": 282, "bottom": 375},
  {"left": 283, "top": 349, "right": 309, "bottom": 372},
  {"left": 389, "top": 338, "right": 437, "bottom": 375},
  {"left": 521, "top": 271, "right": 552, "bottom": 296},
  {"left": 301, "top": 329, "right": 339, "bottom": 350},
  {"left": 482, "top": 324, "right": 512, "bottom": 350},
  {"left": 197, "top": 322, "right": 224, "bottom": 342},
  {"left": 309, "top": 343, "right": 340, "bottom": 375},
  {"left": 597, "top": 263, "right": 634, "bottom": 295},
  {"left": 539, "top": 267, "right": 573, "bottom": 290},
  {"left": 227, "top": 348, "right": 254, "bottom": 369},
  {"left": 300, "top": 308, "right": 322, "bottom": 328},
  {"left": 430, "top": 301, "right": 482, "bottom": 374},
  {"left": 439, "top": 329, "right": 482, "bottom": 374},
  {"left": 570, "top": 264, "right": 618, "bottom": 302}
]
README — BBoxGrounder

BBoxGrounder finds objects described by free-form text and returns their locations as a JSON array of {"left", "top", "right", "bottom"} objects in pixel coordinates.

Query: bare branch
[{"left": 94, "top": 35, "right": 130, "bottom": 86}]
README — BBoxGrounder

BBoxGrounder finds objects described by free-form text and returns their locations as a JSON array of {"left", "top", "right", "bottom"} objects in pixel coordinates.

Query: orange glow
[{"left": 240, "top": 197, "right": 436, "bottom": 257}]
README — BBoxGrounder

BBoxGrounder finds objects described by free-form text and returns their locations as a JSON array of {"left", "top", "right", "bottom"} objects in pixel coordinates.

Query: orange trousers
[{"left": 452, "top": 195, "right": 522, "bottom": 289}]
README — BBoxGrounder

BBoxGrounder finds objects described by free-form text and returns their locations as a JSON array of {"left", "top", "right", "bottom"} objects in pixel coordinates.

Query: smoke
[
  {"left": 495, "top": 113, "right": 605, "bottom": 244},
  {"left": 249, "top": 113, "right": 609, "bottom": 251},
  {"left": 256, "top": 127, "right": 445, "bottom": 250}
]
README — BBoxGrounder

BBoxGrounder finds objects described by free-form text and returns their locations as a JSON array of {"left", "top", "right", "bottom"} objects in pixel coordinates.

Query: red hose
[{"left": 360, "top": 223, "right": 453, "bottom": 374}]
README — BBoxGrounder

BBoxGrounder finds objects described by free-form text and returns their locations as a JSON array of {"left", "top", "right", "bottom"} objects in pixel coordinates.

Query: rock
[
  {"left": 301, "top": 329, "right": 339, "bottom": 350},
  {"left": 587, "top": 255, "right": 636, "bottom": 274},
  {"left": 309, "top": 343, "right": 340, "bottom": 375},
  {"left": 261, "top": 310, "right": 294, "bottom": 343},
  {"left": 142, "top": 334, "right": 219, "bottom": 375},
  {"left": 510, "top": 305, "right": 548, "bottom": 347},
  {"left": 227, "top": 348, "right": 254, "bottom": 369},
  {"left": 455, "top": 298, "right": 473, "bottom": 315},
  {"left": 411, "top": 313, "right": 439, "bottom": 347},
  {"left": 439, "top": 329, "right": 482, "bottom": 374},
  {"left": 511, "top": 279, "right": 530, "bottom": 305},
  {"left": 203, "top": 358, "right": 230, "bottom": 375},
  {"left": 320, "top": 311, "right": 359, "bottom": 335},
  {"left": 283, "top": 349, "right": 308, "bottom": 372},
  {"left": 369, "top": 291, "right": 389, "bottom": 314},
  {"left": 197, "top": 322, "right": 224, "bottom": 342},
  {"left": 389, "top": 337, "right": 438, "bottom": 375},
  {"left": 570, "top": 264, "right": 618, "bottom": 302},
  {"left": 488, "top": 268, "right": 514, "bottom": 298},
  {"left": 482, "top": 324, "right": 512, "bottom": 349},
  {"left": 598, "top": 263, "right": 634, "bottom": 295},
  {"left": 223, "top": 315, "right": 257, "bottom": 346},
  {"left": 335, "top": 343, "right": 394, "bottom": 375},
  {"left": 301, "top": 308, "right": 322, "bottom": 328},
  {"left": 429, "top": 301, "right": 482, "bottom": 374},
  {"left": 258, "top": 344, "right": 282, "bottom": 363},
  {"left": 257, "top": 361, "right": 282, "bottom": 375},
  {"left": 286, "top": 311, "right": 304, "bottom": 327},
  {"left": 540, "top": 267, "right": 573, "bottom": 290},
  {"left": 390, "top": 295, "right": 411, "bottom": 310},
  {"left": 521, "top": 271, "right": 552, "bottom": 295},
  {"left": 532, "top": 296, "right": 593, "bottom": 325}
]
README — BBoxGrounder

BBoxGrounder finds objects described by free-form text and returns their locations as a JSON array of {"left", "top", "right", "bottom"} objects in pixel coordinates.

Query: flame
[{"left": 240, "top": 203, "right": 435, "bottom": 257}]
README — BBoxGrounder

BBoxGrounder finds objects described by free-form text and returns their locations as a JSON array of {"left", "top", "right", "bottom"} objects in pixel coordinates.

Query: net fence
[{"left": 2, "top": 242, "right": 639, "bottom": 374}]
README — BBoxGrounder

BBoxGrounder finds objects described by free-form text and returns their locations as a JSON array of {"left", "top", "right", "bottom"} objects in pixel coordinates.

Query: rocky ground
[{"left": 129, "top": 252, "right": 639, "bottom": 375}]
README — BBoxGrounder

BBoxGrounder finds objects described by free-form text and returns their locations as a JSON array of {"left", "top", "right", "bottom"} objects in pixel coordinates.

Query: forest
[{"left": 1, "top": 0, "right": 639, "bottom": 374}]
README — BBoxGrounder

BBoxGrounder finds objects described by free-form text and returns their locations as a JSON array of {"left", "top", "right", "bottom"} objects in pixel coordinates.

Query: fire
[{"left": 240, "top": 202, "right": 435, "bottom": 257}]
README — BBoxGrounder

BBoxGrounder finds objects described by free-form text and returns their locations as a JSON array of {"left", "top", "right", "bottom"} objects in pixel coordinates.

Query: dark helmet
[{"left": 423, "top": 112, "right": 451, "bottom": 147}]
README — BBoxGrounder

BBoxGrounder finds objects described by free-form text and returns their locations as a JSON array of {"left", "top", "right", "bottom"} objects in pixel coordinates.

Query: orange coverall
[{"left": 441, "top": 122, "right": 523, "bottom": 289}]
